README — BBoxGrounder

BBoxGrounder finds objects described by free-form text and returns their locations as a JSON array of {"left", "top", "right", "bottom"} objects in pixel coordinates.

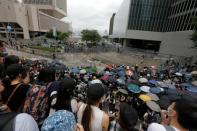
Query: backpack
[
  {"left": 22, "top": 82, "right": 52, "bottom": 126},
  {"left": 0, "top": 112, "right": 17, "bottom": 131}
]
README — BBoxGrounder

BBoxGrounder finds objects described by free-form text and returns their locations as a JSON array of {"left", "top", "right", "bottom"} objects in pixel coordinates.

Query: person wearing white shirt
[{"left": 148, "top": 94, "right": 197, "bottom": 131}]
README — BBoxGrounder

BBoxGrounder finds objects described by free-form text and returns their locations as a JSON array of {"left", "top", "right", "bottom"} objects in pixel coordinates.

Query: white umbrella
[
  {"left": 118, "top": 89, "right": 128, "bottom": 95},
  {"left": 175, "top": 72, "right": 182, "bottom": 77},
  {"left": 139, "top": 78, "right": 148, "bottom": 83},
  {"left": 90, "top": 79, "right": 102, "bottom": 84},
  {"left": 140, "top": 86, "right": 150, "bottom": 93},
  {"left": 147, "top": 93, "right": 159, "bottom": 101},
  {"left": 191, "top": 81, "right": 197, "bottom": 86},
  {"left": 191, "top": 71, "right": 197, "bottom": 75},
  {"left": 80, "top": 69, "right": 86, "bottom": 74},
  {"left": 146, "top": 101, "right": 161, "bottom": 112}
]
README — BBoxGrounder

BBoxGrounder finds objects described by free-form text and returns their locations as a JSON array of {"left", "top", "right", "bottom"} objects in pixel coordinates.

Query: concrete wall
[
  {"left": 159, "top": 31, "right": 197, "bottom": 57},
  {"left": 26, "top": 5, "right": 40, "bottom": 31},
  {"left": 0, "top": 1, "right": 17, "bottom": 22},
  {"left": 39, "top": 12, "right": 70, "bottom": 32},
  {"left": 112, "top": 0, "right": 130, "bottom": 38},
  {"left": 55, "top": 0, "right": 67, "bottom": 14},
  {"left": 126, "top": 30, "right": 163, "bottom": 41}
]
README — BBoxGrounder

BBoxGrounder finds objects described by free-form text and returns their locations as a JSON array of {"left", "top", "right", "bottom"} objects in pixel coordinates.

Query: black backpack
[{"left": 0, "top": 112, "right": 17, "bottom": 131}]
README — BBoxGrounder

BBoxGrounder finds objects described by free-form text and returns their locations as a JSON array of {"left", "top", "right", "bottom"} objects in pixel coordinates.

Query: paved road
[{"left": 7, "top": 48, "right": 164, "bottom": 69}]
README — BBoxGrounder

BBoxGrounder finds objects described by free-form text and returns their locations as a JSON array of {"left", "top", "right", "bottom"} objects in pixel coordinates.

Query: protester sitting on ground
[
  {"left": 110, "top": 103, "right": 139, "bottom": 131},
  {"left": 51, "top": 77, "right": 78, "bottom": 114},
  {"left": 77, "top": 83, "right": 109, "bottom": 131},
  {"left": 148, "top": 94, "right": 197, "bottom": 131},
  {"left": 1, "top": 64, "right": 30, "bottom": 112}
]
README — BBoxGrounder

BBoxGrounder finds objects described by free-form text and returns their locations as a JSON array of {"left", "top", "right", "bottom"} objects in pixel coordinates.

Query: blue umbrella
[
  {"left": 187, "top": 86, "right": 197, "bottom": 93},
  {"left": 117, "top": 78, "right": 126, "bottom": 85},
  {"left": 71, "top": 67, "right": 79, "bottom": 74},
  {"left": 117, "top": 70, "right": 125, "bottom": 77},
  {"left": 149, "top": 80, "right": 158, "bottom": 85},
  {"left": 165, "top": 88, "right": 178, "bottom": 95},
  {"left": 180, "top": 83, "right": 192, "bottom": 88},
  {"left": 150, "top": 87, "right": 162, "bottom": 94}
]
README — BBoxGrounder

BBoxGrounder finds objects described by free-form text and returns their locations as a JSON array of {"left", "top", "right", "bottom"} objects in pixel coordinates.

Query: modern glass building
[{"left": 110, "top": 0, "right": 197, "bottom": 57}]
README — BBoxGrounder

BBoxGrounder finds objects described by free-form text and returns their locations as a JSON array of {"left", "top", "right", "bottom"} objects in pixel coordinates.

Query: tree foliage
[
  {"left": 191, "top": 17, "right": 197, "bottom": 48},
  {"left": 45, "top": 30, "right": 72, "bottom": 41},
  {"left": 81, "top": 29, "right": 101, "bottom": 42}
]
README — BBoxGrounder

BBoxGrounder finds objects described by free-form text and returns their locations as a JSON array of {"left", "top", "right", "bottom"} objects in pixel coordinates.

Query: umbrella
[
  {"left": 149, "top": 87, "right": 162, "bottom": 94},
  {"left": 157, "top": 81, "right": 168, "bottom": 88},
  {"left": 168, "top": 94, "right": 181, "bottom": 101},
  {"left": 118, "top": 89, "right": 128, "bottom": 95},
  {"left": 117, "top": 70, "right": 125, "bottom": 77},
  {"left": 165, "top": 88, "right": 178, "bottom": 95},
  {"left": 191, "top": 71, "right": 197, "bottom": 75},
  {"left": 108, "top": 76, "right": 116, "bottom": 83},
  {"left": 71, "top": 67, "right": 79, "bottom": 74},
  {"left": 104, "top": 71, "right": 113, "bottom": 76},
  {"left": 139, "top": 78, "right": 148, "bottom": 83},
  {"left": 146, "top": 101, "right": 161, "bottom": 112},
  {"left": 180, "top": 83, "right": 192, "bottom": 88},
  {"left": 100, "top": 75, "right": 110, "bottom": 81},
  {"left": 139, "top": 94, "right": 151, "bottom": 102},
  {"left": 140, "top": 86, "right": 150, "bottom": 93},
  {"left": 187, "top": 86, "right": 197, "bottom": 93},
  {"left": 96, "top": 66, "right": 105, "bottom": 74},
  {"left": 175, "top": 72, "right": 182, "bottom": 77},
  {"left": 85, "top": 67, "right": 97, "bottom": 74},
  {"left": 80, "top": 69, "right": 86, "bottom": 74},
  {"left": 147, "top": 93, "right": 159, "bottom": 101},
  {"left": 105, "top": 64, "right": 113, "bottom": 70},
  {"left": 127, "top": 84, "right": 141, "bottom": 93},
  {"left": 117, "top": 78, "right": 126, "bottom": 85},
  {"left": 148, "top": 80, "right": 158, "bottom": 85},
  {"left": 90, "top": 79, "right": 102, "bottom": 84},
  {"left": 159, "top": 96, "right": 171, "bottom": 110},
  {"left": 191, "top": 81, "right": 197, "bottom": 86}
]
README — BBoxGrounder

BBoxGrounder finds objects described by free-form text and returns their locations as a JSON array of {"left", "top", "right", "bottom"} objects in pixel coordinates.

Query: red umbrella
[
  {"left": 100, "top": 75, "right": 110, "bottom": 81},
  {"left": 105, "top": 64, "right": 113, "bottom": 70}
]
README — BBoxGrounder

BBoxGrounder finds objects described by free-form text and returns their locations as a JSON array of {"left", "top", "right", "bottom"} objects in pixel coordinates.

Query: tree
[
  {"left": 58, "top": 31, "right": 72, "bottom": 41},
  {"left": 45, "top": 30, "right": 53, "bottom": 38},
  {"left": 81, "top": 29, "right": 101, "bottom": 43},
  {"left": 45, "top": 30, "right": 72, "bottom": 41},
  {"left": 191, "top": 16, "right": 197, "bottom": 48}
]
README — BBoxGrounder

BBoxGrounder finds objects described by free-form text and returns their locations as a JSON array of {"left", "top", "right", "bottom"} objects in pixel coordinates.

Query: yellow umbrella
[{"left": 139, "top": 94, "right": 151, "bottom": 102}]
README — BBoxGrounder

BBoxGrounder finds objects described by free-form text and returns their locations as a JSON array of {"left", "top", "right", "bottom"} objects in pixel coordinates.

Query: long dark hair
[
  {"left": 82, "top": 83, "right": 105, "bottom": 131},
  {"left": 55, "top": 78, "right": 76, "bottom": 111},
  {"left": 118, "top": 103, "right": 138, "bottom": 131}
]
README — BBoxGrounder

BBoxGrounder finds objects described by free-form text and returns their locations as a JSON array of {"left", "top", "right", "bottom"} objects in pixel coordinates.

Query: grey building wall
[
  {"left": 109, "top": 13, "right": 115, "bottom": 36},
  {"left": 111, "top": 0, "right": 197, "bottom": 57},
  {"left": 160, "top": 31, "right": 197, "bottom": 57},
  {"left": 112, "top": 0, "right": 130, "bottom": 38}
]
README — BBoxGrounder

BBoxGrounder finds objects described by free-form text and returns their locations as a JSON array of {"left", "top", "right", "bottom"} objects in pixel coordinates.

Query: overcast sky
[{"left": 62, "top": 0, "right": 123, "bottom": 35}]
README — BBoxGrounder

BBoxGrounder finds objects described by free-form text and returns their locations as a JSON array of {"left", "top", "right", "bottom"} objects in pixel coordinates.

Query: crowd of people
[{"left": 0, "top": 41, "right": 197, "bottom": 131}]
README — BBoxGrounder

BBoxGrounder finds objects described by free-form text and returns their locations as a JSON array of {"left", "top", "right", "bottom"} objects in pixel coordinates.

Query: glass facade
[{"left": 128, "top": 0, "right": 197, "bottom": 32}]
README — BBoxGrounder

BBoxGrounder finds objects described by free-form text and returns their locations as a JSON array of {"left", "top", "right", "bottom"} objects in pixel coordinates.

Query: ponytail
[{"left": 82, "top": 104, "right": 92, "bottom": 131}]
